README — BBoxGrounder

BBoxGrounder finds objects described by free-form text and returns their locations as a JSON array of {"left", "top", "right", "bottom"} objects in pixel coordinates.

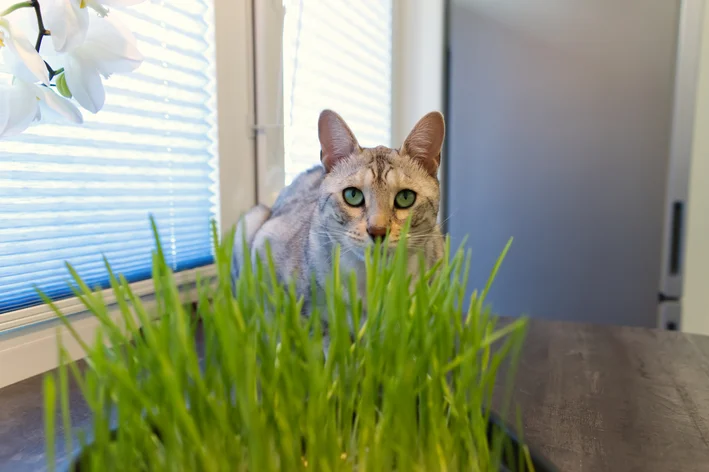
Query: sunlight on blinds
[
  {"left": 0, "top": 1, "right": 218, "bottom": 315},
  {"left": 282, "top": 0, "right": 393, "bottom": 185}
]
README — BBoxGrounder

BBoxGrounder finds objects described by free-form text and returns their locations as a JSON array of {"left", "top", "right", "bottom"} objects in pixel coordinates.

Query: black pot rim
[
  {"left": 69, "top": 410, "right": 559, "bottom": 472},
  {"left": 486, "top": 409, "right": 559, "bottom": 472}
]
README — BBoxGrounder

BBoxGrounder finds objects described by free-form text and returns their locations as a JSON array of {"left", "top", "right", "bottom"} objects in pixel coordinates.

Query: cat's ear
[
  {"left": 319, "top": 110, "right": 360, "bottom": 172},
  {"left": 401, "top": 111, "right": 446, "bottom": 177}
]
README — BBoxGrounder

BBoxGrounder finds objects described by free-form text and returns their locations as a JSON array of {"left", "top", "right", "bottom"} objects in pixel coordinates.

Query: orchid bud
[{"left": 56, "top": 73, "right": 72, "bottom": 98}]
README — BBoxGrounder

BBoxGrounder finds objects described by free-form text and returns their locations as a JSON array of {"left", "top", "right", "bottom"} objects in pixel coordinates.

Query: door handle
[{"left": 669, "top": 201, "right": 684, "bottom": 276}]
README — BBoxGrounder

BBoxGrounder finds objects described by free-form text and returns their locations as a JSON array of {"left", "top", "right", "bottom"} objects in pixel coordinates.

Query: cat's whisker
[{"left": 437, "top": 210, "right": 458, "bottom": 230}]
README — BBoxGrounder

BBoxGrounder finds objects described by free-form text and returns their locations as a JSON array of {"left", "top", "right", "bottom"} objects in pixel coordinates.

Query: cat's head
[{"left": 316, "top": 109, "right": 445, "bottom": 255}]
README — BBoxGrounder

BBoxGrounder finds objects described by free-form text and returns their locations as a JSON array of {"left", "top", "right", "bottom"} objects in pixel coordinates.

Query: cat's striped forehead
[
  {"left": 362, "top": 145, "right": 398, "bottom": 184},
  {"left": 326, "top": 145, "right": 436, "bottom": 187}
]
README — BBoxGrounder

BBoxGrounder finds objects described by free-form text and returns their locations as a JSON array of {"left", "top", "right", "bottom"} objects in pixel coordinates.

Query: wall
[
  {"left": 683, "top": 2, "right": 709, "bottom": 335},
  {"left": 445, "top": 0, "right": 680, "bottom": 326}
]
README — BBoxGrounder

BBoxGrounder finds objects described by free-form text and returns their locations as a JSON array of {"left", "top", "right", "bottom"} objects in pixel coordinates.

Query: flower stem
[
  {"left": 2, "top": 0, "right": 58, "bottom": 81},
  {"left": 0, "top": 1, "right": 33, "bottom": 17},
  {"left": 49, "top": 67, "right": 63, "bottom": 80},
  {"left": 28, "top": 0, "right": 58, "bottom": 79},
  {"left": 32, "top": 0, "right": 48, "bottom": 51}
]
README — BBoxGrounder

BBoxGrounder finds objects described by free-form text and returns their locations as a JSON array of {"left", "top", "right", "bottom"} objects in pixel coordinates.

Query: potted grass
[{"left": 41, "top": 218, "right": 559, "bottom": 472}]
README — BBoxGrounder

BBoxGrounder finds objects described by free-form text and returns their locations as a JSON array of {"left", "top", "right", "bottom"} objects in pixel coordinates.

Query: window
[
  {"left": 281, "top": 0, "right": 394, "bottom": 185},
  {"left": 0, "top": 1, "right": 218, "bottom": 327}
]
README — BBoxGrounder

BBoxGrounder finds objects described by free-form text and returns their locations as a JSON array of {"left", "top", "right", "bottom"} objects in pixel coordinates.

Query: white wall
[{"left": 683, "top": 2, "right": 709, "bottom": 335}]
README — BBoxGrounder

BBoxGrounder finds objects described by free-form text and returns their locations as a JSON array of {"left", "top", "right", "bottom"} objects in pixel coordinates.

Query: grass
[{"left": 42, "top": 217, "right": 531, "bottom": 471}]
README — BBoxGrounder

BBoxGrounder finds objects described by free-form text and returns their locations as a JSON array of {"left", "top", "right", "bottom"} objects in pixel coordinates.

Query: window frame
[
  {"left": 0, "top": 0, "right": 258, "bottom": 389},
  {"left": 253, "top": 0, "right": 286, "bottom": 207},
  {"left": 391, "top": 0, "right": 446, "bottom": 224},
  {"left": 0, "top": 0, "right": 447, "bottom": 389},
  {"left": 254, "top": 0, "right": 446, "bottom": 208}
]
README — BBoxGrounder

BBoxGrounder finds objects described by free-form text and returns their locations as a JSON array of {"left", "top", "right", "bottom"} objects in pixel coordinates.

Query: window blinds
[
  {"left": 0, "top": 1, "right": 218, "bottom": 318},
  {"left": 282, "top": 0, "right": 393, "bottom": 185}
]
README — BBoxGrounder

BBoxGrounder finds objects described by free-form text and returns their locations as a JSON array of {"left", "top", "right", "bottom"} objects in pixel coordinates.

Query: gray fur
[{"left": 232, "top": 110, "right": 446, "bottom": 317}]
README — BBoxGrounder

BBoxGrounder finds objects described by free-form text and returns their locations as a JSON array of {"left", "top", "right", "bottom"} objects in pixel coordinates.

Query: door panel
[{"left": 446, "top": 0, "right": 680, "bottom": 326}]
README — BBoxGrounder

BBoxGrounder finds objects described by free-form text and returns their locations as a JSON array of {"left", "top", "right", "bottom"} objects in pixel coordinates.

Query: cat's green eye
[
  {"left": 395, "top": 189, "right": 417, "bottom": 209},
  {"left": 343, "top": 187, "right": 365, "bottom": 207}
]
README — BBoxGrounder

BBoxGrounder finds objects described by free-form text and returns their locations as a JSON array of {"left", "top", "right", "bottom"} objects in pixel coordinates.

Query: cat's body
[{"left": 232, "top": 110, "right": 446, "bottom": 314}]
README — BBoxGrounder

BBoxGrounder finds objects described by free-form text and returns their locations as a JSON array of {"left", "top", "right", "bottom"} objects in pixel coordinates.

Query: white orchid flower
[
  {"left": 35, "top": 83, "right": 83, "bottom": 124},
  {"left": 0, "top": 17, "right": 49, "bottom": 85},
  {"left": 63, "top": 14, "right": 142, "bottom": 113},
  {"left": 0, "top": 79, "right": 37, "bottom": 137},
  {"left": 42, "top": 0, "right": 89, "bottom": 53},
  {"left": 0, "top": 0, "right": 142, "bottom": 136},
  {"left": 0, "top": 76, "right": 83, "bottom": 137},
  {"left": 43, "top": 0, "right": 145, "bottom": 53}
]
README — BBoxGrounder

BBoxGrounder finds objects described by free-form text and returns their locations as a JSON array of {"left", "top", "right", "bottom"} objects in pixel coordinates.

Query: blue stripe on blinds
[
  {"left": 282, "top": 0, "right": 393, "bottom": 185},
  {"left": 0, "top": 1, "right": 218, "bottom": 315}
]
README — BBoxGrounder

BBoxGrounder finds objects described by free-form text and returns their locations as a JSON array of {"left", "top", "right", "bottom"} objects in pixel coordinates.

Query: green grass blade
[
  {"left": 41, "top": 217, "right": 530, "bottom": 472},
  {"left": 44, "top": 374, "right": 57, "bottom": 472}
]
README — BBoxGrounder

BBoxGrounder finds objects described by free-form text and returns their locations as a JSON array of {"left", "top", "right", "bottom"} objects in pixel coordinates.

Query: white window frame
[
  {"left": 391, "top": 0, "right": 447, "bottom": 221},
  {"left": 253, "top": 0, "right": 286, "bottom": 207},
  {"left": 0, "top": 0, "right": 447, "bottom": 389},
  {"left": 0, "top": 0, "right": 258, "bottom": 389}
]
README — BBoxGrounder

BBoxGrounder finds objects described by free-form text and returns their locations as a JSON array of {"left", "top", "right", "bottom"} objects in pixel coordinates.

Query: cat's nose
[{"left": 367, "top": 226, "right": 387, "bottom": 242}]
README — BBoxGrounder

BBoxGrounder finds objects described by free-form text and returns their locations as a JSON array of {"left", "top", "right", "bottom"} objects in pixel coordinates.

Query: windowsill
[{"left": 0, "top": 264, "right": 216, "bottom": 390}]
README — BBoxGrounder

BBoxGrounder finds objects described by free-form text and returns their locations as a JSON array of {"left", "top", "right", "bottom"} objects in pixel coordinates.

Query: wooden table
[
  {"left": 513, "top": 320, "right": 709, "bottom": 472},
  {"left": 1, "top": 319, "right": 709, "bottom": 471}
]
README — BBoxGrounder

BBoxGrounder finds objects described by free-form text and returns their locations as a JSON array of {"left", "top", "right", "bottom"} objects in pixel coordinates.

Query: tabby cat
[{"left": 232, "top": 109, "right": 446, "bottom": 314}]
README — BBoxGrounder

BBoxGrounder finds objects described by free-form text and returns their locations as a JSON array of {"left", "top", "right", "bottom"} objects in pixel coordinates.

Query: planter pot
[
  {"left": 68, "top": 410, "right": 559, "bottom": 472},
  {"left": 486, "top": 410, "right": 559, "bottom": 472}
]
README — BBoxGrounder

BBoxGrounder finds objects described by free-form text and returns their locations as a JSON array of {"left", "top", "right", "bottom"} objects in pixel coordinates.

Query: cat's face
[
  {"left": 317, "top": 110, "right": 445, "bottom": 256},
  {"left": 319, "top": 146, "right": 440, "bottom": 252}
]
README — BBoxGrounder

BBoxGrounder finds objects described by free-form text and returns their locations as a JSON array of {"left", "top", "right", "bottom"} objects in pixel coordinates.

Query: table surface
[{"left": 1, "top": 319, "right": 709, "bottom": 471}]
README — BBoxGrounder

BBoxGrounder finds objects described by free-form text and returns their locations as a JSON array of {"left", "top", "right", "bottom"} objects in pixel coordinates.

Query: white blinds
[
  {"left": 0, "top": 1, "right": 218, "bottom": 317},
  {"left": 282, "top": 0, "right": 393, "bottom": 185}
]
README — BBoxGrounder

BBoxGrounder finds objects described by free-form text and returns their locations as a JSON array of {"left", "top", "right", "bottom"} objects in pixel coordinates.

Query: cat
[{"left": 232, "top": 109, "right": 446, "bottom": 316}]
